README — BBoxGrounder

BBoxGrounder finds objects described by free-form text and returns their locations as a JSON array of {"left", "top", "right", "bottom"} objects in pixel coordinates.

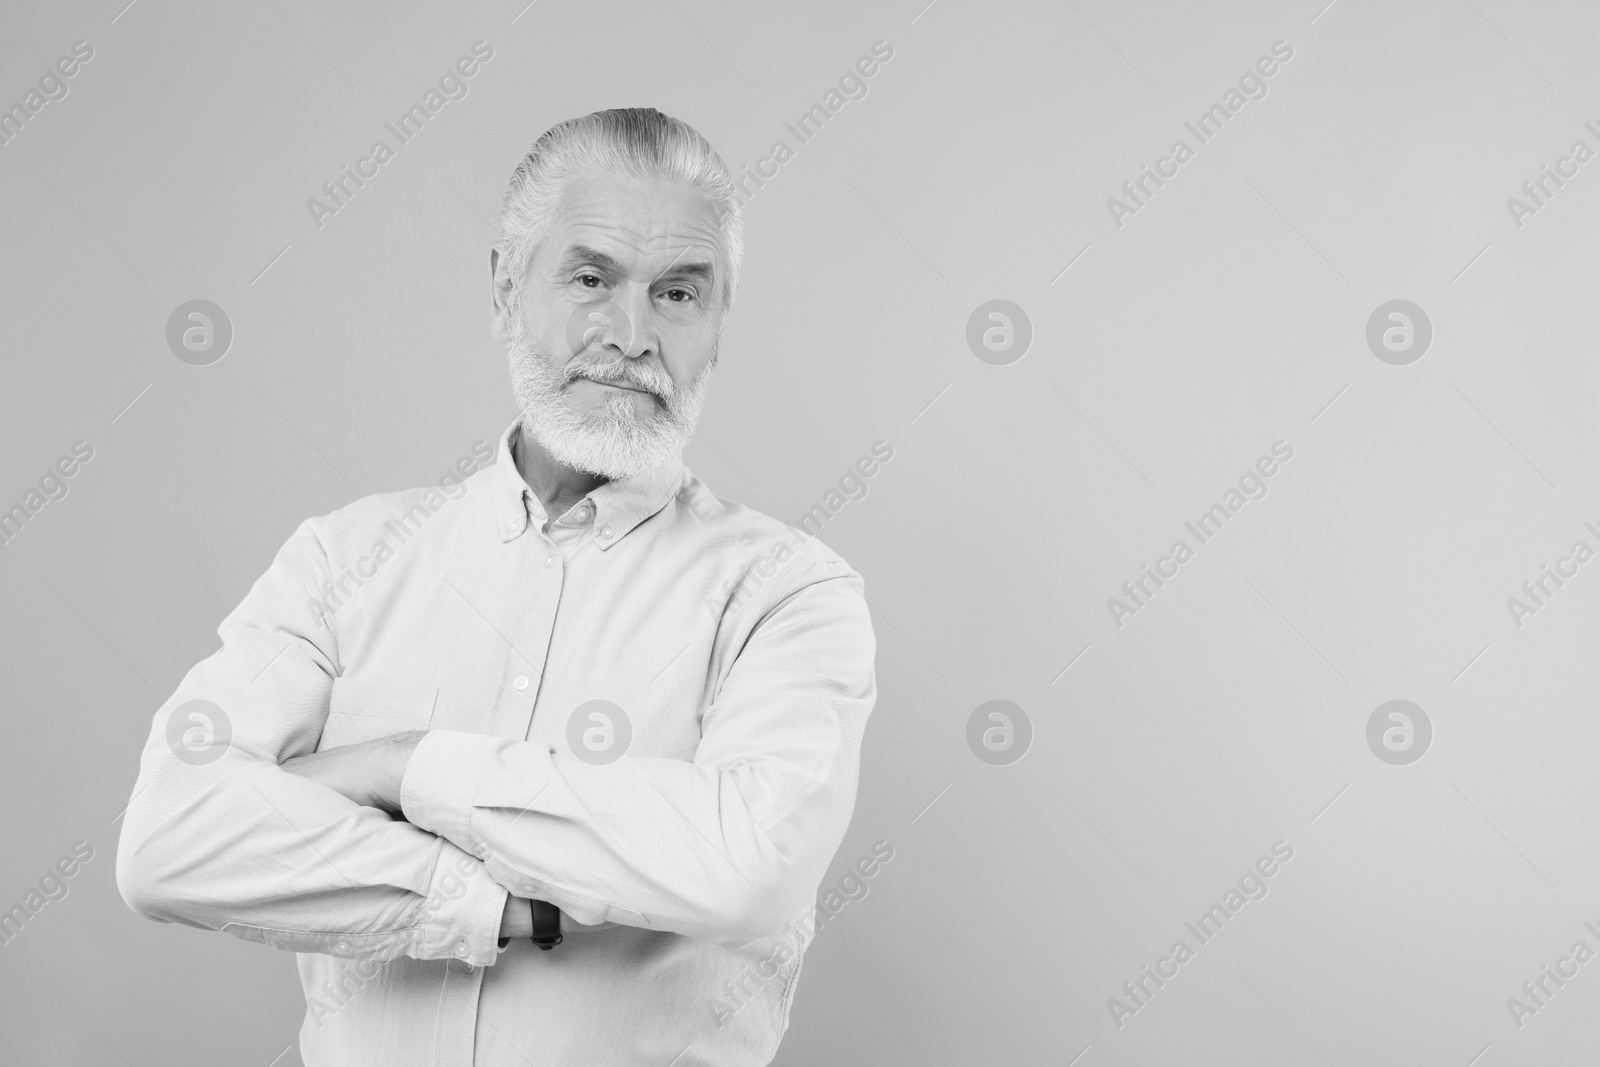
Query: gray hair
[{"left": 496, "top": 108, "right": 744, "bottom": 310}]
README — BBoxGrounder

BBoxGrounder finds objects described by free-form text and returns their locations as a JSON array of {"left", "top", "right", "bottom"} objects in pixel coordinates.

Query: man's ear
[{"left": 489, "top": 247, "right": 516, "bottom": 343}]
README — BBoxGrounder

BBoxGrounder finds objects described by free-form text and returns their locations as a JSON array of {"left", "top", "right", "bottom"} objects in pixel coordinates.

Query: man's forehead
[
  {"left": 541, "top": 228, "right": 719, "bottom": 287},
  {"left": 550, "top": 172, "right": 722, "bottom": 257}
]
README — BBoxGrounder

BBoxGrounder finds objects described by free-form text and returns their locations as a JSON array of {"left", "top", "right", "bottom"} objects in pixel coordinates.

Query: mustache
[{"left": 564, "top": 357, "right": 675, "bottom": 398}]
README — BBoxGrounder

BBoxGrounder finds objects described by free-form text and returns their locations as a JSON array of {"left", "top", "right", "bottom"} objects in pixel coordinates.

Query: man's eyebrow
[
  {"left": 554, "top": 243, "right": 625, "bottom": 274},
  {"left": 654, "top": 258, "right": 715, "bottom": 285}
]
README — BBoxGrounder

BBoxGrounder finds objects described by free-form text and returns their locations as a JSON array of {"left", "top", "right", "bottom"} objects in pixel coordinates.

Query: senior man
[{"left": 116, "top": 108, "right": 876, "bottom": 1066}]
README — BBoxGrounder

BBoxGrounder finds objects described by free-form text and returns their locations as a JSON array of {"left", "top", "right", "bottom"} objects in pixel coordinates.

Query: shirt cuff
[
  {"left": 418, "top": 838, "right": 508, "bottom": 968},
  {"left": 401, "top": 729, "right": 497, "bottom": 848}
]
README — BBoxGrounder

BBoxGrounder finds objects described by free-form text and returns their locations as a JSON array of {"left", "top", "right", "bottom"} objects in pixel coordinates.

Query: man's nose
[{"left": 602, "top": 285, "right": 655, "bottom": 360}]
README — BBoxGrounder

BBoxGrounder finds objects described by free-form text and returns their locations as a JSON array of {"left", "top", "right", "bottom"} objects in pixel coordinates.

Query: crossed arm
[
  {"left": 274, "top": 731, "right": 517, "bottom": 938},
  {"left": 277, "top": 732, "right": 541, "bottom": 940},
  {"left": 115, "top": 516, "right": 876, "bottom": 964}
]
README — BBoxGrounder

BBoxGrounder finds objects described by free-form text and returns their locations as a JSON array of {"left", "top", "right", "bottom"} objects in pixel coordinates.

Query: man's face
[{"left": 495, "top": 167, "right": 727, "bottom": 479}]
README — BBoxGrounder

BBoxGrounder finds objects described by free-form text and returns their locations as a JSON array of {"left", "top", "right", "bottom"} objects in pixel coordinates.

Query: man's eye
[
  {"left": 663, "top": 287, "right": 695, "bottom": 303},
  {"left": 576, "top": 273, "right": 603, "bottom": 288}
]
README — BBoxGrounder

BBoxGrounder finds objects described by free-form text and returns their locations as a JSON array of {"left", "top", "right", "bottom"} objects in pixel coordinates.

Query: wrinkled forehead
[{"left": 536, "top": 168, "right": 725, "bottom": 279}]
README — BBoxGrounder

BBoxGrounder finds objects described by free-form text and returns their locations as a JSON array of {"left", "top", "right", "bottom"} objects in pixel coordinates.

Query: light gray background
[{"left": 2, "top": 0, "right": 1597, "bottom": 1063}]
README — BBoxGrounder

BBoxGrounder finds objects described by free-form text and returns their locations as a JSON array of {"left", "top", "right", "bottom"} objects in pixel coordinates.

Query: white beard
[{"left": 507, "top": 310, "right": 713, "bottom": 479}]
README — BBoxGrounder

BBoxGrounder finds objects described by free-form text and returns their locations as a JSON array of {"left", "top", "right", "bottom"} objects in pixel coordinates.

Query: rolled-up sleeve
[
  {"left": 115, "top": 516, "right": 507, "bottom": 966},
  {"left": 401, "top": 564, "right": 875, "bottom": 949}
]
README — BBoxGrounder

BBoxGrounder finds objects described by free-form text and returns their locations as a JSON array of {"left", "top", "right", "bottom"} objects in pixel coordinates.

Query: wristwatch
[
  {"left": 529, "top": 899, "right": 563, "bottom": 951},
  {"left": 499, "top": 899, "right": 564, "bottom": 951}
]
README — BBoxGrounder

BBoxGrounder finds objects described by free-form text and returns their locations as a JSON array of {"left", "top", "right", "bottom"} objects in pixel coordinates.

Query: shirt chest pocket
[{"left": 317, "top": 677, "right": 439, "bottom": 751}]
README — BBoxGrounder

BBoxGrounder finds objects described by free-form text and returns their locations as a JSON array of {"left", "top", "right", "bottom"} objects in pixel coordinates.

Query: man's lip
[{"left": 573, "top": 376, "right": 654, "bottom": 395}]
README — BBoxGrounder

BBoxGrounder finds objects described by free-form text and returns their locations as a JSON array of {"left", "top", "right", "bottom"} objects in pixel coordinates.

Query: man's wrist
[
  {"left": 500, "top": 894, "right": 534, "bottom": 939},
  {"left": 380, "top": 731, "right": 428, "bottom": 812}
]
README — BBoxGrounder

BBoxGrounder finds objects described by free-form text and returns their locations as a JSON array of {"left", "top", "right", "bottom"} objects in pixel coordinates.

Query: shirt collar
[{"left": 488, "top": 419, "right": 685, "bottom": 549}]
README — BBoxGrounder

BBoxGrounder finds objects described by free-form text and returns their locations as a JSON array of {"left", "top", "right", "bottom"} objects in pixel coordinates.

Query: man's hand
[{"left": 281, "top": 731, "right": 427, "bottom": 815}]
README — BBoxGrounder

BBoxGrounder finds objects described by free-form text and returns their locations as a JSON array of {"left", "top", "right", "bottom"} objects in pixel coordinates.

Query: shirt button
[
  {"left": 336, "top": 940, "right": 350, "bottom": 953},
  {"left": 598, "top": 525, "right": 613, "bottom": 540},
  {"left": 455, "top": 940, "right": 470, "bottom": 957},
  {"left": 544, "top": 555, "right": 555, "bottom": 568},
  {"left": 514, "top": 675, "right": 529, "bottom": 691},
  {"left": 575, "top": 505, "right": 592, "bottom": 524}
]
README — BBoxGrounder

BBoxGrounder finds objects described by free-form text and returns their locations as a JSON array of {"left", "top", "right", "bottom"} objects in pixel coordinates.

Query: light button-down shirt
[{"left": 116, "top": 420, "right": 876, "bottom": 1066}]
